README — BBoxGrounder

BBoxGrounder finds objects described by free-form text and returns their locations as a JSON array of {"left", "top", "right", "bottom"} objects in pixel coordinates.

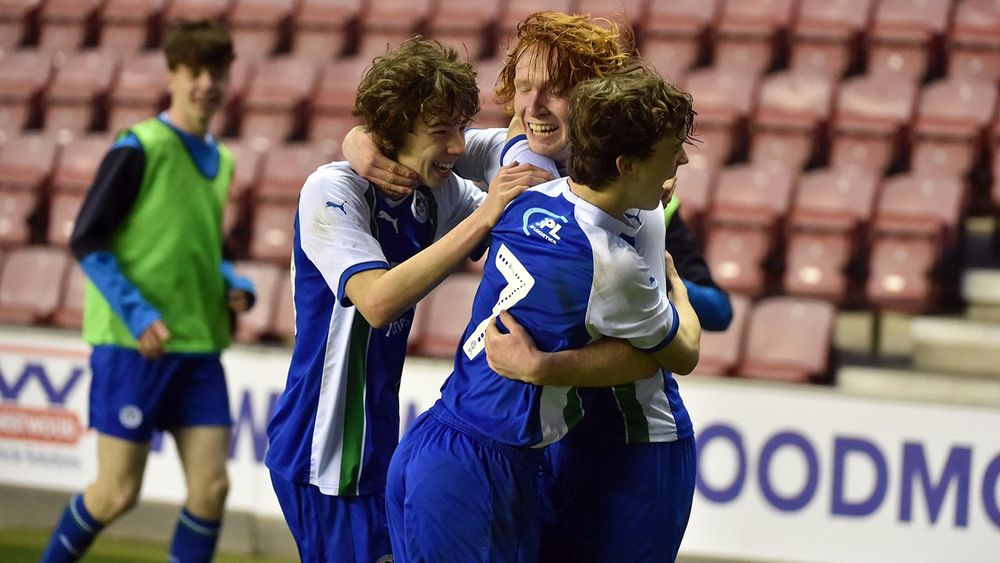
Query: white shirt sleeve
[
  {"left": 633, "top": 203, "right": 667, "bottom": 293},
  {"left": 297, "top": 163, "right": 388, "bottom": 306},
  {"left": 499, "top": 137, "right": 561, "bottom": 179},
  {"left": 457, "top": 128, "right": 508, "bottom": 183},
  {"left": 585, "top": 228, "right": 678, "bottom": 351}
]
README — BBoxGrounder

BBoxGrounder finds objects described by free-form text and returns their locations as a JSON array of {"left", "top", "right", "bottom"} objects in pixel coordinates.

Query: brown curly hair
[
  {"left": 568, "top": 68, "right": 696, "bottom": 189},
  {"left": 495, "top": 11, "right": 633, "bottom": 114},
  {"left": 354, "top": 37, "right": 480, "bottom": 158},
  {"left": 163, "top": 20, "right": 235, "bottom": 72}
]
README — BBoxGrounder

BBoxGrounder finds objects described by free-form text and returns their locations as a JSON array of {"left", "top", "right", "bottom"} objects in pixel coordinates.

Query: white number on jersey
[{"left": 462, "top": 243, "right": 535, "bottom": 359}]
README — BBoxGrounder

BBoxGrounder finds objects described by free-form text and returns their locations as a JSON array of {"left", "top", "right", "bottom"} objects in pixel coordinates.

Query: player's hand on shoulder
[
  {"left": 137, "top": 320, "right": 170, "bottom": 360},
  {"left": 343, "top": 126, "right": 417, "bottom": 198},
  {"left": 481, "top": 162, "right": 553, "bottom": 224},
  {"left": 485, "top": 311, "right": 547, "bottom": 385}
]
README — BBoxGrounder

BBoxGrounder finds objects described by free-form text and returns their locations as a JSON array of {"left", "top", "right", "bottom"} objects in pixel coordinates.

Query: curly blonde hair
[{"left": 495, "top": 11, "right": 633, "bottom": 113}]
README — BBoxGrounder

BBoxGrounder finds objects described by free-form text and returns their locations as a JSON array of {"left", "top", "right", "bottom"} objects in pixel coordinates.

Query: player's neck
[{"left": 567, "top": 179, "right": 629, "bottom": 220}]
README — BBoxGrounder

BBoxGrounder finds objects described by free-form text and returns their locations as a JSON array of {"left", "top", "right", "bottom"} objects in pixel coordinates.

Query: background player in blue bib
[
  {"left": 385, "top": 67, "right": 702, "bottom": 562},
  {"left": 263, "top": 38, "right": 551, "bottom": 563}
]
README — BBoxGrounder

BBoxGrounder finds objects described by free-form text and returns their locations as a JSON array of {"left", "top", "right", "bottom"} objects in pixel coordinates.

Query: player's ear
[{"left": 615, "top": 155, "right": 634, "bottom": 177}]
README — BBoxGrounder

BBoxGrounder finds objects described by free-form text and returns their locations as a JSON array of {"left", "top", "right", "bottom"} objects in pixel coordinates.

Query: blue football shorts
[
  {"left": 386, "top": 402, "right": 546, "bottom": 563},
  {"left": 269, "top": 471, "right": 393, "bottom": 563},
  {"left": 540, "top": 437, "right": 697, "bottom": 563},
  {"left": 88, "top": 345, "right": 232, "bottom": 442}
]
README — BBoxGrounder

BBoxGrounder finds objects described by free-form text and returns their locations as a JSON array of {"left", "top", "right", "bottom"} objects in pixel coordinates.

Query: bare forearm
[{"left": 519, "top": 337, "right": 660, "bottom": 387}]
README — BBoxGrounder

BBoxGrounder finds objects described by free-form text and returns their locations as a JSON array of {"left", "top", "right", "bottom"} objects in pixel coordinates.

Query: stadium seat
[
  {"left": 0, "top": 245, "right": 70, "bottom": 324},
  {"left": 693, "top": 293, "right": 750, "bottom": 376},
  {"left": 0, "top": 0, "right": 41, "bottom": 53},
  {"left": 684, "top": 128, "right": 731, "bottom": 171},
  {"left": 682, "top": 67, "right": 759, "bottom": 164},
  {"left": 496, "top": 0, "right": 574, "bottom": 54},
  {"left": 790, "top": 0, "right": 875, "bottom": 78},
  {"left": 710, "top": 163, "right": 796, "bottom": 230},
  {"left": 641, "top": 38, "right": 698, "bottom": 83},
  {"left": 574, "top": 0, "right": 649, "bottom": 36},
  {"left": 98, "top": 0, "right": 161, "bottom": 53},
  {"left": 43, "top": 50, "right": 119, "bottom": 141},
  {"left": 673, "top": 164, "right": 715, "bottom": 238},
  {"left": 751, "top": 71, "right": 836, "bottom": 169},
  {"left": 224, "top": 139, "right": 265, "bottom": 202},
  {"left": 52, "top": 259, "right": 85, "bottom": 329},
  {"left": 425, "top": 0, "right": 503, "bottom": 60},
  {"left": 948, "top": 0, "right": 1000, "bottom": 83},
  {"left": 867, "top": 0, "right": 951, "bottom": 80},
  {"left": 910, "top": 77, "right": 998, "bottom": 176},
  {"left": 248, "top": 202, "right": 296, "bottom": 264},
  {"left": 162, "top": 0, "right": 231, "bottom": 25},
  {"left": 36, "top": 0, "right": 102, "bottom": 55},
  {"left": 0, "top": 133, "right": 59, "bottom": 192},
  {"left": 736, "top": 296, "right": 836, "bottom": 383},
  {"left": 0, "top": 49, "right": 52, "bottom": 135},
  {"left": 790, "top": 167, "right": 881, "bottom": 234},
  {"left": 355, "top": 0, "right": 434, "bottom": 59},
  {"left": 830, "top": 73, "right": 918, "bottom": 173},
  {"left": 291, "top": 0, "right": 364, "bottom": 60},
  {"left": 228, "top": 0, "right": 293, "bottom": 61},
  {"left": 271, "top": 269, "right": 294, "bottom": 343},
  {"left": 240, "top": 56, "right": 319, "bottom": 149},
  {"left": 0, "top": 190, "right": 37, "bottom": 247},
  {"left": 865, "top": 235, "right": 938, "bottom": 312},
  {"left": 472, "top": 57, "right": 510, "bottom": 128},
  {"left": 643, "top": 0, "right": 719, "bottom": 40},
  {"left": 49, "top": 134, "right": 111, "bottom": 194},
  {"left": 233, "top": 260, "right": 282, "bottom": 343},
  {"left": 213, "top": 57, "right": 253, "bottom": 138},
  {"left": 47, "top": 191, "right": 85, "bottom": 247},
  {"left": 872, "top": 173, "right": 966, "bottom": 247},
  {"left": 107, "top": 52, "right": 169, "bottom": 135},
  {"left": 409, "top": 271, "right": 479, "bottom": 358},
  {"left": 308, "top": 56, "right": 370, "bottom": 147},
  {"left": 714, "top": 0, "right": 796, "bottom": 74},
  {"left": 782, "top": 232, "right": 852, "bottom": 302},
  {"left": 256, "top": 142, "right": 334, "bottom": 204},
  {"left": 704, "top": 226, "right": 771, "bottom": 298}
]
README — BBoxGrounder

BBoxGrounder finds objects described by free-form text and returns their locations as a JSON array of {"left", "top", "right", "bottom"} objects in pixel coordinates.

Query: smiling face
[
  {"left": 167, "top": 64, "right": 228, "bottom": 136},
  {"left": 395, "top": 118, "right": 466, "bottom": 188},
  {"left": 513, "top": 46, "right": 572, "bottom": 164}
]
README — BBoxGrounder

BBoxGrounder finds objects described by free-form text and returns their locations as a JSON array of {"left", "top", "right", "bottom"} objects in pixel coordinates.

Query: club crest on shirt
[
  {"left": 521, "top": 207, "right": 567, "bottom": 245},
  {"left": 412, "top": 190, "right": 429, "bottom": 223}
]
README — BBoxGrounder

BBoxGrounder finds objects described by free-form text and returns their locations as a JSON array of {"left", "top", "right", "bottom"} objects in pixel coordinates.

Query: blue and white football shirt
[
  {"left": 439, "top": 179, "right": 679, "bottom": 447},
  {"left": 265, "top": 161, "right": 485, "bottom": 496}
]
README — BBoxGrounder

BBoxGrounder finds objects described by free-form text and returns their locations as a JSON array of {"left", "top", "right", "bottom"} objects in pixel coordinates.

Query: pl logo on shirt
[{"left": 521, "top": 208, "right": 567, "bottom": 244}]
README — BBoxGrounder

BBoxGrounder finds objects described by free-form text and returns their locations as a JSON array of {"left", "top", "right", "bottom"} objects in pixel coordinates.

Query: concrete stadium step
[
  {"left": 910, "top": 316, "right": 1000, "bottom": 378},
  {"left": 837, "top": 365, "right": 1000, "bottom": 408},
  {"left": 962, "top": 268, "right": 1000, "bottom": 322}
]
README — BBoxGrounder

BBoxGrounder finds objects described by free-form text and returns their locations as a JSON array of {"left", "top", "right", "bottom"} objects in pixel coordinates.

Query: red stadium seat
[
  {"left": 225, "top": 138, "right": 265, "bottom": 202},
  {"left": 425, "top": 0, "right": 503, "bottom": 60},
  {"left": 0, "top": 133, "right": 59, "bottom": 191},
  {"left": 472, "top": 57, "right": 510, "bottom": 128},
  {"left": 308, "top": 57, "right": 370, "bottom": 146},
  {"left": 0, "top": 190, "right": 37, "bottom": 247},
  {"left": 409, "top": 271, "right": 479, "bottom": 358},
  {"left": 47, "top": 192, "right": 85, "bottom": 247},
  {"left": 736, "top": 296, "right": 836, "bottom": 383},
  {"left": 52, "top": 260, "right": 85, "bottom": 329},
  {"left": 0, "top": 245, "right": 70, "bottom": 324},
  {"left": 36, "top": 0, "right": 102, "bottom": 55},
  {"left": 0, "top": 0, "right": 42, "bottom": 53},
  {"left": 683, "top": 68, "right": 759, "bottom": 165},
  {"left": 292, "top": 0, "right": 364, "bottom": 60},
  {"left": 233, "top": 260, "right": 282, "bottom": 343},
  {"left": 107, "top": 52, "right": 169, "bottom": 135},
  {"left": 704, "top": 226, "right": 771, "bottom": 298},
  {"left": 644, "top": 0, "right": 719, "bottom": 40},
  {"left": 162, "top": 0, "right": 230, "bottom": 24},
  {"left": 0, "top": 49, "right": 53, "bottom": 135},
  {"left": 229, "top": 0, "right": 293, "bottom": 61},
  {"left": 272, "top": 269, "right": 294, "bottom": 343},
  {"left": 782, "top": 232, "right": 852, "bottom": 302},
  {"left": 212, "top": 57, "right": 253, "bottom": 138},
  {"left": 496, "top": 0, "right": 574, "bottom": 54},
  {"left": 873, "top": 173, "right": 966, "bottom": 247},
  {"left": 98, "top": 0, "right": 161, "bottom": 53},
  {"left": 948, "top": 0, "right": 1000, "bottom": 83},
  {"left": 790, "top": 167, "right": 881, "bottom": 234},
  {"left": 673, "top": 164, "right": 715, "bottom": 237},
  {"left": 240, "top": 56, "right": 319, "bottom": 149},
  {"left": 257, "top": 142, "right": 334, "bottom": 204},
  {"left": 867, "top": 0, "right": 951, "bottom": 80},
  {"left": 50, "top": 134, "right": 111, "bottom": 194},
  {"left": 43, "top": 51, "right": 119, "bottom": 141},
  {"left": 910, "top": 78, "right": 998, "bottom": 176},
  {"left": 574, "top": 0, "right": 649, "bottom": 36},
  {"left": 693, "top": 293, "right": 750, "bottom": 376},
  {"left": 714, "top": 0, "right": 796, "bottom": 74},
  {"left": 248, "top": 202, "right": 296, "bottom": 264},
  {"left": 865, "top": 236, "right": 938, "bottom": 312},
  {"left": 641, "top": 38, "right": 698, "bottom": 83},
  {"left": 710, "top": 163, "right": 797, "bottom": 230},
  {"left": 684, "top": 128, "right": 732, "bottom": 171},
  {"left": 790, "top": 0, "right": 875, "bottom": 78},
  {"left": 751, "top": 71, "right": 836, "bottom": 169},
  {"left": 830, "top": 74, "right": 918, "bottom": 173},
  {"left": 355, "top": 0, "right": 434, "bottom": 59}
]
